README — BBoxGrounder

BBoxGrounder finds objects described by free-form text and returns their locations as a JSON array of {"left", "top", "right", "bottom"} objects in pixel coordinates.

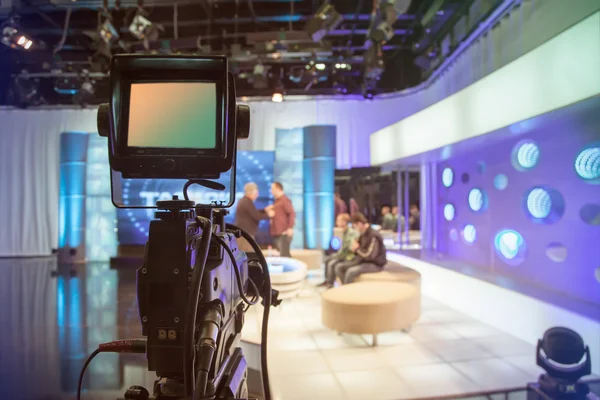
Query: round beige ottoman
[
  {"left": 355, "top": 265, "right": 421, "bottom": 288},
  {"left": 290, "top": 249, "right": 323, "bottom": 270},
  {"left": 321, "top": 282, "right": 421, "bottom": 345}
]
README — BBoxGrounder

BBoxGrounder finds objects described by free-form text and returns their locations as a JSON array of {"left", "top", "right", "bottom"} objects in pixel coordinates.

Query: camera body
[
  {"left": 137, "top": 207, "right": 247, "bottom": 380},
  {"left": 96, "top": 54, "right": 264, "bottom": 400}
]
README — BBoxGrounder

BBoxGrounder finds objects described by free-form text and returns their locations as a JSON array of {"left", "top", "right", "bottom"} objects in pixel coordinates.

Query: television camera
[{"left": 76, "top": 54, "right": 279, "bottom": 400}]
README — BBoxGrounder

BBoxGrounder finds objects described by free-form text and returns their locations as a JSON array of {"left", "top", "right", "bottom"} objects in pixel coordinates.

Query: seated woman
[
  {"left": 335, "top": 212, "right": 387, "bottom": 284},
  {"left": 317, "top": 213, "right": 359, "bottom": 288}
]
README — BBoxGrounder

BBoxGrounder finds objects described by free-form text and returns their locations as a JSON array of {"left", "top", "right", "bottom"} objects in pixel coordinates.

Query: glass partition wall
[{"left": 393, "top": 165, "right": 422, "bottom": 251}]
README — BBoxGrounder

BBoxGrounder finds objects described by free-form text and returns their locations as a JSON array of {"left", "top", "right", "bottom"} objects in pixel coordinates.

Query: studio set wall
[{"left": 436, "top": 100, "right": 600, "bottom": 315}]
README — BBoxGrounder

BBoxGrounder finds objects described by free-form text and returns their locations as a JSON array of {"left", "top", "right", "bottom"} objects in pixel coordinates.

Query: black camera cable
[
  {"left": 226, "top": 223, "right": 273, "bottom": 400},
  {"left": 183, "top": 214, "right": 213, "bottom": 397},
  {"left": 76, "top": 339, "right": 147, "bottom": 400},
  {"left": 212, "top": 234, "right": 259, "bottom": 306}
]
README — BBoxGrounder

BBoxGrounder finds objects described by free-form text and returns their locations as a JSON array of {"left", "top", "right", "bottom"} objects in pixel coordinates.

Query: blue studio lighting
[
  {"left": 513, "top": 141, "right": 540, "bottom": 171},
  {"left": 574, "top": 147, "right": 600, "bottom": 180},
  {"left": 468, "top": 188, "right": 486, "bottom": 212},
  {"left": 330, "top": 236, "right": 341, "bottom": 251},
  {"left": 442, "top": 167, "right": 454, "bottom": 187},
  {"left": 495, "top": 229, "right": 526, "bottom": 263},
  {"left": 463, "top": 224, "right": 476, "bottom": 244},
  {"left": 444, "top": 204, "right": 455, "bottom": 221},
  {"left": 526, "top": 188, "right": 551, "bottom": 219}
]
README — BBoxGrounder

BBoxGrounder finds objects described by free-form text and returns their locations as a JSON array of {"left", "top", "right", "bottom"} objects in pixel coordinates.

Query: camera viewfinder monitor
[
  {"left": 127, "top": 82, "right": 217, "bottom": 150},
  {"left": 99, "top": 55, "right": 241, "bottom": 209}
]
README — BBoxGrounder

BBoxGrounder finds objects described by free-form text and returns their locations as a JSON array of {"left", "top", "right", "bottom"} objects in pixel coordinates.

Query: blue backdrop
[
  {"left": 116, "top": 151, "right": 275, "bottom": 245},
  {"left": 437, "top": 106, "right": 600, "bottom": 309}
]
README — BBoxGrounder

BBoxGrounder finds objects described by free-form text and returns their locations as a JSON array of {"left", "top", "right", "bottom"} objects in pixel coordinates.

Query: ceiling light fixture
[{"left": 1, "top": 22, "right": 34, "bottom": 50}]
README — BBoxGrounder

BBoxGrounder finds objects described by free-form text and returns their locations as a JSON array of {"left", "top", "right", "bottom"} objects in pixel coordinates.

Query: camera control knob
[{"left": 164, "top": 158, "right": 175, "bottom": 171}]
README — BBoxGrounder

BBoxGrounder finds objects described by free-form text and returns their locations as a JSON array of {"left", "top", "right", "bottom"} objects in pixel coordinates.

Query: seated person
[
  {"left": 335, "top": 212, "right": 387, "bottom": 284},
  {"left": 380, "top": 206, "right": 395, "bottom": 231},
  {"left": 317, "top": 213, "right": 359, "bottom": 288}
]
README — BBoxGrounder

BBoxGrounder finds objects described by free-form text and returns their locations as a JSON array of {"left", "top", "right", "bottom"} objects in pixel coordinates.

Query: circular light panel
[
  {"left": 512, "top": 140, "right": 540, "bottom": 171},
  {"left": 580, "top": 204, "right": 600, "bottom": 226},
  {"left": 468, "top": 188, "right": 487, "bottom": 212},
  {"left": 449, "top": 229, "right": 458, "bottom": 241},
  {"left": 463, "top": 224, "right": 476, "bottom": 244},
  {"left": 494, "top": 229, "right": 526, "bottom": 266},
  {"left": 444, "top": 204, "right": 455, "bottom": 221},
  {"left": 546, "top": 242, "right": 567, "bottom": 263},
  {"left": 494, "top": 174, "right": 508, "bottom": 190},
  {"left": 442, "top": 168, "right": 454, "bottom": 188},
  {"left": 523, "top": 187, "right": 565, "bottom": 224},
  {"left": 527, "top": 188, "right": 551, "bottom": 219},
  {"left": 574, "top": 147, "right": 600, "bottom": 182},
  {"left": 330, "top": 236, "right": 341, "bottom": 251}
]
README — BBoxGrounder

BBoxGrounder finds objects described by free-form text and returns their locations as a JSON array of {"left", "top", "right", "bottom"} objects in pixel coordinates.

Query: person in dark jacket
[
  {"left": 335, "top": 212, "right": 387, "bottom": 284},
  {"left": 235, "top": 182, "right": 273, "bottom": 251}
]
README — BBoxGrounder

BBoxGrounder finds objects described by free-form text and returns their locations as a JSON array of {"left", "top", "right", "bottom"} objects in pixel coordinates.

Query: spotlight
[
  {"left": 315, "top": 63, "right": 326, "bottom": 71},
  {"left": 271, "top": 92, "right": 283, "bottom": 103},
  {"left": 364, "top": 43, "right": 385, "bottom": 80},
  {"left": 99, "top": 17, "right": 119, "bottom": 45},
  {"left": 1, "top": 23, "right": 34, "bottom": 50},
  {"left": 129, "top": 10, "right": 162, "bottom": 41},
  {"left": 304, "top": 3, "right": 343, "bottom": 42},
  {"left": 367, "top": 0, "right": 411, "bottom": 45},
  {"left": 536, "top": 327, "right": 592, "bottom": 398}
]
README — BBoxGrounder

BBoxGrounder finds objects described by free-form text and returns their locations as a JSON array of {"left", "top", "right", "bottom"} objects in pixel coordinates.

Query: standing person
[
  {"left": 391, "top": 206, "right": 404, "bottom": 232},
  {"left": 235, "top": 182, "right": 274, "bottom": 252},
  {"left": 269, "top": 182, "right": 295, "bottom": 257},
  {"left": 334, "top": 192, "right": 348, "bottom": 219},
  {"left": 335, "top": 212, "right": 387, "bottom": 284},
  {"left": 409, "top": 204, "right": 421, "bottom": 230},
  {"left": 380, "top": 205, "right": 395, "bottom": 231},
  {"left": 317, "top": 213, "right": 359, "bottom": 288}
]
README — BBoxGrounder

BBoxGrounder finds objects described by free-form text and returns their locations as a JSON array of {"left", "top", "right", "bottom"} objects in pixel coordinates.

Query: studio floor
[
  {"left": 242, "top": 271, "right": 548, "bottom": 400},
  {"left": 1, "top": 259, "right": 596, "bottom": 400}
]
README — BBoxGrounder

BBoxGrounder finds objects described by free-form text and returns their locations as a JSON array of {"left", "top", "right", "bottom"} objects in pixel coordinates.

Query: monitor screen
[{"left": 127, "top": 82, "right": 217, "bottom": 149}]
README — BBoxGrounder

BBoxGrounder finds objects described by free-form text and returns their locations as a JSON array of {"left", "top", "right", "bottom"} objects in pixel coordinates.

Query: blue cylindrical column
[
  {"left": 59, "top": 132, "right": 89, "bottom": 263},
  {"left": 303, "top": 125, "right": 336, "bottom": 249}
]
